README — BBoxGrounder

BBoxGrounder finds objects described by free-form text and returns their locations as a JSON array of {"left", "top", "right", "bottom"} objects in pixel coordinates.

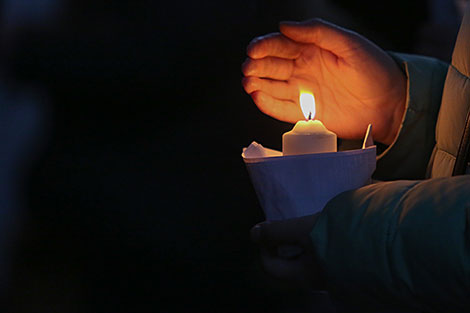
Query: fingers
[
  {"left": 242, "top": 77, "right": 298, "bottom": 102},
  {"left": 250, "top": 91, "right": 301, "bottom": 123},
  {"left": 252, "top": 214, "right": 326, "bottom": 290},
  {"left": 261, "top": 249, "right": 313, "bottom": 284},
  {"left": 251, "top": 213, "right": 320, "bottom": 247},
  {"left": 279, "top": 18, "right": 360, "bottom": 55},
  {"left": 260, "top": 248, "right": 326, "bottom": 290},
  {"left": 242, "top": 57, "right": 294, "bottom": 80},
  {"left": 247, "top": 32, "right": 302, "bottom": 60}
]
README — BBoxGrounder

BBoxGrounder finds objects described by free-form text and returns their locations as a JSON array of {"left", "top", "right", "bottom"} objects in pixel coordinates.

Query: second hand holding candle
[{"left": 282, "top": 92, "right": 337, "bottom": 156}]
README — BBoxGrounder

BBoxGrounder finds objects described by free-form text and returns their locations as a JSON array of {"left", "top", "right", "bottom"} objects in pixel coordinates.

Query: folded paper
[{"left": 242, "top": 124, "right": 376, "bottom": 220}]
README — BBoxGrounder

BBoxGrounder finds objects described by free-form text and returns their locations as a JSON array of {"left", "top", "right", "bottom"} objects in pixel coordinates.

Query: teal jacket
[{"left": 311, "top": 7, "right": 470, "bottom": 313}]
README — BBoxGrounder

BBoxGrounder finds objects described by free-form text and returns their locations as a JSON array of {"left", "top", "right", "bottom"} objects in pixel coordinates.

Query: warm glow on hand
[{"left": 242, "top": 18, "right": 406, "bottom": 145}]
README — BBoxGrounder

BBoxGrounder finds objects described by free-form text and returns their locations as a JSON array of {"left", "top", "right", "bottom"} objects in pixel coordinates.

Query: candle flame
[{"left": 300, "top": 92, "right": 316, "bottom": 120}]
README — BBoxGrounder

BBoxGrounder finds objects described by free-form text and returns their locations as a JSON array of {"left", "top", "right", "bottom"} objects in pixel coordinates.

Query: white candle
[{"left": 282, "top": 92, "right": 337, "bottom": 156}]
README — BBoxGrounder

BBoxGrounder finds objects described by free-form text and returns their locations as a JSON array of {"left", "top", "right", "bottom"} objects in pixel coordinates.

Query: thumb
[
  {"left": 251, "top": 213, "right": 320, "bottom": 247},
  {"left": 279, "top": 18, "right": 361, "bottom": 55}
]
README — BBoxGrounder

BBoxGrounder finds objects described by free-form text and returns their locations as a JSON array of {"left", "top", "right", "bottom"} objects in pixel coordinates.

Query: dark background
[{"left": 0, "top": 0, "right": 462, "bottom": 312}]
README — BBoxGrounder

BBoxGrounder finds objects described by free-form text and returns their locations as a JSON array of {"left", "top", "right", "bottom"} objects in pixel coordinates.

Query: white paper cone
[{"left": 242, "top": 125, "right": 376, "bottom": 220}]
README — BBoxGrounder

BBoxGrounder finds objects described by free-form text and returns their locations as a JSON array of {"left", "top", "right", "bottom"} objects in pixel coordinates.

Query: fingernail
[{"left": 250, "top": 224, "right": 261, "bottom": 242}]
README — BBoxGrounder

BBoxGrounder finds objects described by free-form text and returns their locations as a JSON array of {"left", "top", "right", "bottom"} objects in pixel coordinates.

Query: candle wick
[{"left": 308, "top": 112, "right": 312, "bottom": 120}]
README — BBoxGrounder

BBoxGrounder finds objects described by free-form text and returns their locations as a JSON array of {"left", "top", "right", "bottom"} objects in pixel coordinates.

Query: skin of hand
[
  {"left": 242, "top": 19, "right": 406, "bottom": 145},
  {"left": 251, "top": 213, "right": 326, "bottom": 290}
]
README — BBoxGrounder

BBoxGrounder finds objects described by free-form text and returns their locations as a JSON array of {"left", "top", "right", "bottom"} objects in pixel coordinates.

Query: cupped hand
[{"left": 242, "top": 19, "right": 406, "bottom": 145}]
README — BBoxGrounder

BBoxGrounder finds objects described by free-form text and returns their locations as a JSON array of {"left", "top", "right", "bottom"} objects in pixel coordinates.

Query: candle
[{"left": 282, "top": 92, "right": 337, "bottom": 156}]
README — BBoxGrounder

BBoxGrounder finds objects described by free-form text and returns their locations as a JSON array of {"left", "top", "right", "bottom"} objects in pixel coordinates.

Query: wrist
[
  {"left": 377, "top": 52, "right": 408, "bottom": 145},
  {"left": 381, "top": 96, "right": 406, "bottom": 145}
]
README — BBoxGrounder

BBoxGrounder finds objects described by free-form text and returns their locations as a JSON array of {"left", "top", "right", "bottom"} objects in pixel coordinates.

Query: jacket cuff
[{"left": 373, "top": 52, "right": 448, "bottom": 180}]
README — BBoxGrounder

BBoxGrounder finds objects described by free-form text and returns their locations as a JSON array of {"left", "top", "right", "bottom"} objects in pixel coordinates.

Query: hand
[
  {"left": 251, "top": 214, "right": 325, "bottom": 290},
  {"left": 242, "top": 19, "right": 406, "bottom": 145}
]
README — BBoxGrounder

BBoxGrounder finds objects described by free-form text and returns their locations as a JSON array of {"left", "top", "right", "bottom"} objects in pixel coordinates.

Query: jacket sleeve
[
  {"left": 311, "top": 176, "right": 470, "bottom": 312},
  {"left": 373, "top": 53, "right": 448, "bottom": 181}
]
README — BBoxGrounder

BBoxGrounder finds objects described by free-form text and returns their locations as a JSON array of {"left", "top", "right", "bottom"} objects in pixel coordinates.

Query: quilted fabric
[{"left": 429, "top": 5, "right": 470, "bottom": 177}]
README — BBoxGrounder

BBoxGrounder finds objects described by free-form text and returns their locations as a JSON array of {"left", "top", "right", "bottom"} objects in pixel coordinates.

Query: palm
[
  {"left": 290, "top": 44, "right": 399, "bottom": 139},
  {"left": 242, "top": 20, "right": 406, "bottom": 144}
]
